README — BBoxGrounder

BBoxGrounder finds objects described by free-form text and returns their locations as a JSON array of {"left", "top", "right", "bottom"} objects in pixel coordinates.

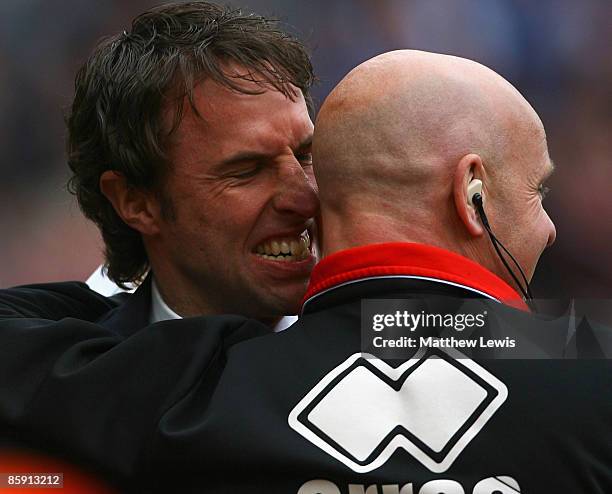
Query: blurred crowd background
[{"left": 1, "top": 0, "right": 610, "bottom": 298}]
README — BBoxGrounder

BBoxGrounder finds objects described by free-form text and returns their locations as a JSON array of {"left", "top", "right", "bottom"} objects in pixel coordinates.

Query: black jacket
[
  {"left": 0, "top": 277, "right": 269, "bottom": 490},
  {"left": 1, "top": 243, "right": 611, "bottom": 493}
]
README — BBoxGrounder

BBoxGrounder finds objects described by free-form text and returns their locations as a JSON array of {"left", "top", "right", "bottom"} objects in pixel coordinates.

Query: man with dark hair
[
  {"left": 2, "top": 1, "right": 317, "bottom": 326},
  {"left": 68, "top": 1, "right": 316, "bottom": 317}
]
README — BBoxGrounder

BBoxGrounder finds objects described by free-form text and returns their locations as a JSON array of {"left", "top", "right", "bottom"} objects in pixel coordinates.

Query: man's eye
[
  {"left": 538, "top": 184, "right": 550, "bottom": 200},
  {"left": 296, "top": 153, "right": 313, "bottom": 165},
  {"left": 231, "top": 164, "right": 262, "bottom": 179}
]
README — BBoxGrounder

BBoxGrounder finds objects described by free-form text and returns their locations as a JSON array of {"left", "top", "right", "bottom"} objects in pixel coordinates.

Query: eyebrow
[
  {"left": 544, "top": 159, "right": 556, "bottom": 180},
  {"left": 295, "top": 136, "right": 312, "bottom": 152},
  {"left": 218, "top": 151, "right": 271, "bottom": 168},
  {"left": 218, "top": 135, "right": 313, "bottom": 168}
]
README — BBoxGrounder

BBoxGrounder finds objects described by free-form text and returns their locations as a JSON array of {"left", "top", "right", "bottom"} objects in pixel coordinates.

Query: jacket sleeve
[
  {"left": 0, "top": 282, "right": 117, "bottom": 321},
  {"left": 0, "top": 313, "right": 269, "bottom": 484}
]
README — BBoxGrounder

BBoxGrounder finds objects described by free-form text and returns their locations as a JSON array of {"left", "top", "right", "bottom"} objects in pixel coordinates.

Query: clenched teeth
[{"left": 255, "top": 231, "right": 311, "bottom": 261}]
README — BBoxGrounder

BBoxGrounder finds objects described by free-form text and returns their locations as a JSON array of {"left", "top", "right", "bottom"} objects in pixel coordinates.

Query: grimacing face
[{"left": 153, "top": 78, "right": 318, "bottom": 321}]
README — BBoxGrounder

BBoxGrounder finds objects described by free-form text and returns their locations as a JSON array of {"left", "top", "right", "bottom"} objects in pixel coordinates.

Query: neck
[
  {"left": 320, "top": 210, "right": 454, "bottom": 258},
  {"left": 148, "top": 264, "right": 281, "bottom": 328},
  {"left": 320, "top": 209, "right": 523, "bottom": 296},
  {"left": 149, "top": 268, "right": 216, "bottom": 318}
]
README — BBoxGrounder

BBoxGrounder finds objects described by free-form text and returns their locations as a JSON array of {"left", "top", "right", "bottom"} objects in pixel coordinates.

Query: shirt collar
[
  {"left": 150, "top": 277, "right": 181, "bottom": 324},
  {"left": 302, "top": 242, "right": 529, "bottom": 311}
]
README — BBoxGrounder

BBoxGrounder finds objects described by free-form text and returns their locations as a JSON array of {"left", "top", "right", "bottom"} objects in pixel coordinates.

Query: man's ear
[
  {"left": 99, "top": 171, "right": 161, "bottom": 236},
  {"left": 453, "top": 153, "right": 485, "bottom": 237}
]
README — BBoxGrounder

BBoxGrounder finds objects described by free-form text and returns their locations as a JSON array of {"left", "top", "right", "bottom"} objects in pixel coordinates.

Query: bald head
[
  {"left": 313, "top": 50, "right": 556, "bottom": 287},
  {"left": 316, "top": 50, "right": 541, "bottom": 206}
]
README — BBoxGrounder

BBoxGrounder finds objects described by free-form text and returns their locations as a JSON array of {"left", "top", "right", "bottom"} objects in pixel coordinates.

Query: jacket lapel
[{"left": 97, "top": 275, "right": 152, "bottom": 338}]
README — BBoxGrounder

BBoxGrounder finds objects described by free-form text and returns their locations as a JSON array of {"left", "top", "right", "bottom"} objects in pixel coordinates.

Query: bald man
[
  {"left": 273, "top": 50, "right": 610, "bottom": 492},
  {"left": 1, "top": 51, "right": 610, "bottom": 493},
  {"left": 314, "top": 49, "right": 555, "bottom": 290}
]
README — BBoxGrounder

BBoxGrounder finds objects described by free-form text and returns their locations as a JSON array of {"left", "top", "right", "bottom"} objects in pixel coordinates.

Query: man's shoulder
[{"left": 0, "top": 281, "right": 120, "bottom": 321}]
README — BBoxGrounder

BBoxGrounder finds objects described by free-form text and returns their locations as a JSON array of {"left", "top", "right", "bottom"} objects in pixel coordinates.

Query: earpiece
[
  {"left": 467, "top": 179, "right": 483, "bottom": 207},
  {"left": 468, "top": 177, "right": 534, "bottom": 303}
]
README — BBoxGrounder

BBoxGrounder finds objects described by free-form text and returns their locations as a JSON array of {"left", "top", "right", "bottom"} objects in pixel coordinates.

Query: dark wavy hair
[{"left": 66, "top": 1, "right": 314, "bottom": 287}]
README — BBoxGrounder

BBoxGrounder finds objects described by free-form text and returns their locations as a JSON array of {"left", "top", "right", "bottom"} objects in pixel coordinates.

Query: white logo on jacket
[{"left": 288, "top": 346, "right": 507, "bottom": 473}]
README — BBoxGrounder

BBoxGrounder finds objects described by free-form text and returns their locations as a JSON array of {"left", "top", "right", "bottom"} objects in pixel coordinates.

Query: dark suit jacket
[
  {"left": 0, "top": 276, "right": 151, "bottom": 337},
  {"left": 0, "top": 278, "right": 270, "bottom": 491}
]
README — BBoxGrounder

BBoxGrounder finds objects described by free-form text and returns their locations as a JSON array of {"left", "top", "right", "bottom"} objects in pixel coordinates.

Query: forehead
[
  {"left": 531, "top": 125, "right": 554, "bottom": 178},
  {"left": 165, "top": 78, "right": 313, "bottom": 164},
  {"left": 506, "top": 103, "right": 551, "bottom": 173}
]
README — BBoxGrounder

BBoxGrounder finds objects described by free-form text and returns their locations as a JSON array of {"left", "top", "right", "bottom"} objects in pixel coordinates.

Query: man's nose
[{"left": 272, "top": 160, "right": 319, "bottom": 219}]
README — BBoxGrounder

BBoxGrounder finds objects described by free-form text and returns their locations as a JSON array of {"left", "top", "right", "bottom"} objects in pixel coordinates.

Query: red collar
[{"left": 303, "top": 242, "right": 529, "bottom": 311}]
